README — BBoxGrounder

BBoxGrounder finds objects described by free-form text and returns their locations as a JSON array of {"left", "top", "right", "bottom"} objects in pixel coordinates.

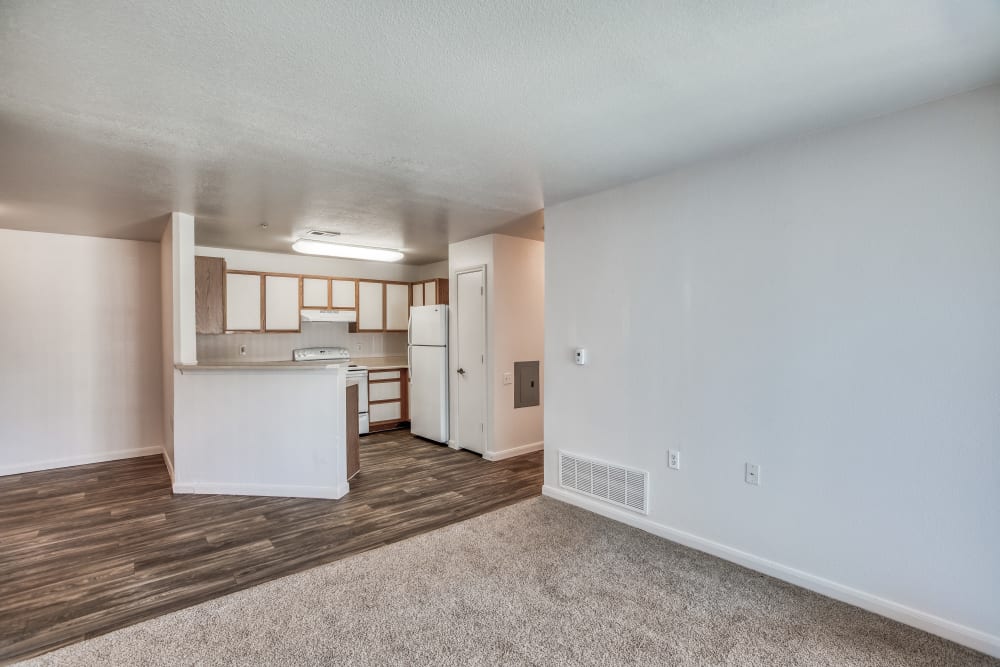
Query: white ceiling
[{"left": 1, "top": 1, "right": 999, "bottom": 263}]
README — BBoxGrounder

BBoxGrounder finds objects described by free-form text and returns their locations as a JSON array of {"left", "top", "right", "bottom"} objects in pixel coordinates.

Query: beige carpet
[{"left": 23, "top": 497, "right": 996, "bottom": 666}]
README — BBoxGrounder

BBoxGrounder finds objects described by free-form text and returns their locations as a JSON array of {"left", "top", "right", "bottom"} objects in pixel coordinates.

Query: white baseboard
[
  {"left": 0, "top": 446, "right": 164, "bottom": 477},
  {"left": 161, "top": 449, "right": 175, "bottom": 483},
  {"left": 447, "top": 440, "right": 460, "bottom": 450},
  {"left": 542, "top": 484, "right": 1000, "bottom": 659},
  {"left": 483, "top": 441, "right": 544, "bottom": 461},
  {"left": 172, "top": 480, "right": 350, "bottom": 500}
]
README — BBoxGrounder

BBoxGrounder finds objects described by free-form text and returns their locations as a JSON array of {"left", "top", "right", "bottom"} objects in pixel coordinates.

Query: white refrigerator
[{"left": 408, "top": 305, "right": 449, "bottom": 443}]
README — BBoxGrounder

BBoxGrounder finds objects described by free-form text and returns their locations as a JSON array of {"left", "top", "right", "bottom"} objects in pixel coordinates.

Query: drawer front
[
  {"left": 369, "top": 370, "right": 401, "bottom": 381},
  {"left": 369, "top": 381, "right": 401, "bottom": 402},
  {"left": 370, "top": 401, "right": 402, "bottom": 422}
]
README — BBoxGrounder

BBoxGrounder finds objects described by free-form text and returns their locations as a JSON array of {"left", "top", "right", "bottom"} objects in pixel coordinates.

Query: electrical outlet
[
  {"left": 668, "top": 450, "right": 680, "bottom": 470},
  {"left": 503, "top": 372, "right": 513, "bottom": 385},
  {"left": 239, "top": 344, "right": 247, "bottom": 357},
  {"left": 355, "top": 343, "right": 362, "bottom": 352},
  {"left": 745, "top": 463, "right": 760, "bottom": 486}
]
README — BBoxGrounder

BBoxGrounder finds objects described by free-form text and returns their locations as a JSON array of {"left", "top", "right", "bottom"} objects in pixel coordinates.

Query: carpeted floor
[{"left": 22, "top": 497, "right": 997, "bottom": 666}]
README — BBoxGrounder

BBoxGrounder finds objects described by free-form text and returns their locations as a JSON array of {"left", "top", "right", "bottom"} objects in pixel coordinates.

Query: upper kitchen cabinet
[
  {"left": 385, "top": 282, "right": 410, "bottom": 331},
  {"left": 264, "top": 274, "right": 301, "bottom": 332},
  {"left": 423, "top": 278, "right": 449, "bottom": 305},
  {"left": 356, "top": 280, "right": 384, "bottom": 332},
  {"left": 411, "top": 283, "right": 424, "bottom": 307},
  {"left": 195, "top": 256, "right": 226, "bottom": 334},
  {"left": 226, "top": 271, "right": 263, "bottom": 332},
  {"left": 331, "top": 279, "right": 357, "bottom": 309},
  {"left": 302, "top": 277, "right": 357, "bottom": 310},
  {"left": 301, "top": 277, "right": 329, "bottom": 308}
]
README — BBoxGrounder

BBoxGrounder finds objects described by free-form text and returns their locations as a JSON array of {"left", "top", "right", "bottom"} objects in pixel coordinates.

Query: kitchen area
[{"left": 168, "top": 239, "right": 453, "bottom": 501}]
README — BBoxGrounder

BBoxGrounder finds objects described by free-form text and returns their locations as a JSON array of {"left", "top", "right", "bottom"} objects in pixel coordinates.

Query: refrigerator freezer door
[
  {"left": 409, "top": 305, "right": 448, "bottom": 346},
  {"left": 409, "top": 345, "right": 449, "bottom": 442}
]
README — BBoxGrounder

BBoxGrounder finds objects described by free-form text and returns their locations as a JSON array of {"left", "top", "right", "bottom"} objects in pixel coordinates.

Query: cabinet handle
[{"left": 457, "top": 368, "right": 466, "bottom": 375}]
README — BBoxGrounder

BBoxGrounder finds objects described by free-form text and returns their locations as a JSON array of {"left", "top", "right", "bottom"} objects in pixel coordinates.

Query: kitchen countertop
[
  {"left": 175, "top": 356, "right": 409, "bottom": 372},
  {"left": 175, "top": 360, "right": 347, "bottom": 372},
  {"left": 351, "top": 356, "right": 409, "bottom": 370}
]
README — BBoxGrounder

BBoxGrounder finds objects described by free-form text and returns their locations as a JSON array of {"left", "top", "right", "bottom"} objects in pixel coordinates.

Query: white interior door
[{"left": 454, "top": 268, "right": 485, "bottom": 454}]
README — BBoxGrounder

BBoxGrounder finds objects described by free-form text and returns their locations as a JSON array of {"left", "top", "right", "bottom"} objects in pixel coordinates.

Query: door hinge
[
  {"left": 480, "top": 286, "right": 483, "bottom": 295},
  {"left": 480, "top": 423, "right": 484, "bottom": 432}
]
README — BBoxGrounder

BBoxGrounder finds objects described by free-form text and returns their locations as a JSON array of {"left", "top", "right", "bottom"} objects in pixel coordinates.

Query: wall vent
[
  {"left": 302, "top": 229, "right": 341, "bottom": 240},
  {"left": 559, "top": 451, "right": 648, "bottom": 514}
]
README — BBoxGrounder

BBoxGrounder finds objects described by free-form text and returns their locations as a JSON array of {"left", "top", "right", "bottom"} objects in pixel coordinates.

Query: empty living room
[{"left": 1, "top": 1, "right": 998, "bottom": 665}]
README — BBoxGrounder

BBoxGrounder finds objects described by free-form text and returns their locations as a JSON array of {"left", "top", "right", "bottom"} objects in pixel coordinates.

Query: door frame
[{"left": 451, "top": 265, "right": 488, "bottom": 455}]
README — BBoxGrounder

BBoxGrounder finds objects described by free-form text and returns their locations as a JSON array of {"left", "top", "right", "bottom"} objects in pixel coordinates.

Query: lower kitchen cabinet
[{"left": 368, "top": 369, "right": 409, "bottom": 432}]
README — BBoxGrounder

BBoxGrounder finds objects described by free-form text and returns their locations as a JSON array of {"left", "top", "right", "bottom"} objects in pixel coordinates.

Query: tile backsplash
[{"left": 197, "top": 322, "right": 407, "bottom": 362}]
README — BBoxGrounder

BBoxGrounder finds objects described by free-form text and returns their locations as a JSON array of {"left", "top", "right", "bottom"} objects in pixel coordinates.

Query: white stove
[{"left": 293, "top": 347, "right": 369, "bottom": 434}]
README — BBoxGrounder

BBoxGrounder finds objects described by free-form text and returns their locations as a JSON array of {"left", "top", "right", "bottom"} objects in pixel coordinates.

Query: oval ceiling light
[{"left": 292, "top": 239, "right": 404, "bottom": 262}]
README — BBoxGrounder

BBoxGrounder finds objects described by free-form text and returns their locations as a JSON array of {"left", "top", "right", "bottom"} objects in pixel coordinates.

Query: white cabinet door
[
  {"left": 411, "top": 283, "right": 424, "bottom": 307},
  {"left": 264, "top": 275, "right": 301, "bottom": 331},
  {"left": 424, "top": 280, "right": 437, "bottom": 305},
  {"left": 331, "top": 279, "right": 356, "bottom": 308},
  {"left": 302, "top": 278, "right": 329, "bottom": 308},
  {"left": 357, "top": 281, "right": 384, "bottom": 331},
  {"left": 226, "top": 273, "right": 262, "bottom": 331},
  {"left": 370, "top": 401, "right": 402, "bottom": 422},
  {"left": 385, "top": 283, "right": 409, "bottom": 331},
  {"left": 369, "top": 381, "right": 401, "bottom": 401}
]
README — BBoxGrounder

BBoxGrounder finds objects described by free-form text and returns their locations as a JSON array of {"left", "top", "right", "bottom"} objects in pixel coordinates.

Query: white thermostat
[{"left": 574, "top": 348, "right": 587, "bottom": 365}]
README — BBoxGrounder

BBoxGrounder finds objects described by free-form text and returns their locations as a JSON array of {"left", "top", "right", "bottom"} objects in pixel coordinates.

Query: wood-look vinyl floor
[{"left": 0, "top": 431, "right": 544, "bottom": 663}]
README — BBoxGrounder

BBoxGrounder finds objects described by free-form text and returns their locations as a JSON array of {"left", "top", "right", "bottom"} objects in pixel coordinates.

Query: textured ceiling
[{"left": 1, "top": 1, "right": 999, "bottom": 263}]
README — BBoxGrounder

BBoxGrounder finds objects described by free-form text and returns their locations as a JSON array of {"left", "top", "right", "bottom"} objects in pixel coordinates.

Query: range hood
[{"left": 300, "top": 309, "right": 357, "bottom": 323}]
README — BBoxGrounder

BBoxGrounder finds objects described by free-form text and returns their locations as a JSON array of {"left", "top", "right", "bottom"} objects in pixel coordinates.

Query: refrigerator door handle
[
  {"left": 408, "top": 346, "right": 412, "bottom": 381},
  {"left": 407, "top": 315, "right": 412, "bottom": 346}
]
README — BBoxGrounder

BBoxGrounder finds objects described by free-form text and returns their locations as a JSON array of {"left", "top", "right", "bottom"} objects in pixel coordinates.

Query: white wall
[
  {"left": 160, "top": 216, "right": 174, "bottom": 470},
  {"left": 543, "top": 85, "right": 1000, "bottom": 655},
  {"left": 491, "top": 234, "right": 544, "bottom": 457},
  {"left": 448, "top": 234, "right": 545, "bottom": 459},
  {"left": 0, "top": 229, "right": 163, "bottom": 474},
  {"left": 414, "top": 260, "right": 449, "bottom": 281}
]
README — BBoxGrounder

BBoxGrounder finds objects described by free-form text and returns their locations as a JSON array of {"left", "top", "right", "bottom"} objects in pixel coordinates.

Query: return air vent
[
  {"left": 559, "top": 451, "right": 648, "bottom": 514},
  {"left": 302, "top": 229, "right": 342, "bottom": 240}
]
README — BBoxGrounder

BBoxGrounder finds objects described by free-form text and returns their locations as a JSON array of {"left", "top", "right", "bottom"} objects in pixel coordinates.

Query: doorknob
[{"left": 457, "top": 368, "right": 466, "bottom": 375}]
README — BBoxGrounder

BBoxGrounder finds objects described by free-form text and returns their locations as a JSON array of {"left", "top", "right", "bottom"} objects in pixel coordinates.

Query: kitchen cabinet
[
  {"left": 422, "top": 278, "right": 449, "bottom": 305},
  {"left": 411, "top": 283, "right": 424, "bottom": 307},
  {"left": 356, "top": 280, "right": 384, "bottom": 332},
  {"left": 302, "top": 277, "right": 357, "bottom": 311},
  {"left": 195, "top": 256, "right": 226, "bottom": 334},
  {"left": 225, "top": 272, "right": 263, "bottom": 331},
  {"left": 331, "top": 279, "right": 356, "bottom": 308},
  {"left": 385, "top": 282, "right": 410, "bottom": 331},
  {"left": 346, "top": 383, "right": 360, "bottom": 479},
  {"left": 301, "top": 277, "right": 329, "bottom": 308},
  {"left": 264, "top": 275, "right": 301, "bottom": 332},
  {"left": 368, "top": 368, "right": 409, "bottom": 431}
]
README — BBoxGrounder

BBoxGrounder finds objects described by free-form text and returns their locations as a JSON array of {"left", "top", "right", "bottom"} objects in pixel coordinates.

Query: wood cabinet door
[
  {"left": 195, "top": 256, "right": 226, "bottom": 334},
  {"left": 225, "top": 272, "right": 262, "bottom": 331},
  {"left": 264, "top": 275, "right": 301, "bottom": 332},
  {"left": 301, "top": 278, "right": 329, "bottom": 308},
  {"left": 385, "top": 283, "right": 410, "bottom": 331},
  {"left": 346, "top": 383, "right": 360, "bottom": 479},
  {"left": 357, "top": 281, "right": 384, "bottom": 331},
  {"left": 423, "top": 280, "right": 437, "bottom": 305},
  {"left": 331, "top": 279, "right": 357, "bottom": 308},
  {"left": 411, "top": 283, "right": 424, "bottom": 307}
]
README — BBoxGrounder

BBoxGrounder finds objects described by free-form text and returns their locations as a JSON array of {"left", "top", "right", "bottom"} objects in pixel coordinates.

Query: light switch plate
[
  {"left": 745, "top": 463, "right": 760, "bottom": 486},
  {"left": 503, "top": 372, "right": 513, "bottom": 385}
]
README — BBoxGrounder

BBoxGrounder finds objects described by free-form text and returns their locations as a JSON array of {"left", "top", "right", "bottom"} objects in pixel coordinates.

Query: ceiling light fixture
[{"left": 292, "top": 239, "right": 404, "bottom": 262}]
